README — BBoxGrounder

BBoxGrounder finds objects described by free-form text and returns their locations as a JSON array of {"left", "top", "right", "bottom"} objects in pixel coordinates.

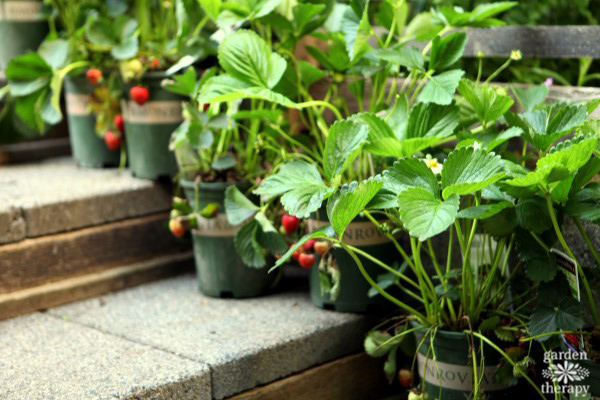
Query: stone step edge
[{"left": 0, "top": 251, "right": 193, "bottom": 320}]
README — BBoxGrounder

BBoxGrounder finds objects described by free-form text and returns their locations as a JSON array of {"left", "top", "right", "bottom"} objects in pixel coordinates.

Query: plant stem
[
  {"left": 573, "top": 217, "right": 600, "bottom": 267},
  {"left": 545, "top": 194, "right": 599, "bottom": 324},
  {"left": 296, "top": 101, "right": 343, "bottom": 121}
]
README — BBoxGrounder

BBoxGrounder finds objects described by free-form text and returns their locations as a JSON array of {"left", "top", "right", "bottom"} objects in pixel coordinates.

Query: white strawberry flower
[
  {"left": 472, "top": 141, "right": 482, "bottom": 151},
  {"left": 424, "top": 154, "right": 443, "bottom": 175}
]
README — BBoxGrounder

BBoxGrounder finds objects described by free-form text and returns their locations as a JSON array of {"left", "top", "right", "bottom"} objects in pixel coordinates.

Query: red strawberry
[
  {"left": 303, "top": 239, "right": 316, "bottom": 252},
  {"left": 314, "top": 241, "right": 330, "bottom": 255},
  {"left": 281, "top": 214, "right": 300, "bottom": 235},
  {"left": 298, "top": 253, "right": 315, "bottom": 269},
  {"left": 113, "top": 114, "right": 125, "bottom": 133},
  {"left": 290, "top": 244, "right": 303, "bottom": 261},
  {"left": 169, "top": 219, "right": 185, "bottom": 238},
  {"left": 86, "top": 68, "right": 102, "bottom": 85},
  {"left": 150, "top": 59, "right": 161, "bottom": 69},
  {"left": 104, "top": 131, "right": 121, "bottom": 151},
  {"left": 130, "top": 86, "right": 150, "bottom": 106},
  {"left": 203, "top": 103, "right": 210, "bottom": 112},
  {"left": 398, "top": 369, "right": 413, "bottom": 389}
]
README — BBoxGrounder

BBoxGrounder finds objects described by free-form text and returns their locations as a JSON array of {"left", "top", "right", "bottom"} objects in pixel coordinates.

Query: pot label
[
  {"left": 0, "top": 1, "right": 43, "bottom": 21},
  {"left": 307, "top": 219, "right": 391, "bottom": 246},
  {"left": 122, "top": 100, "right": 182, "bottom": 124},
  {"left": 193, "top": 214, "right": 237, "bottom": 237},
  {"left": 65, "top": 93, "right": 92, "bottom": 116},
  {"left": 417, "top": 353, "right": 507, "bottom": 391}
]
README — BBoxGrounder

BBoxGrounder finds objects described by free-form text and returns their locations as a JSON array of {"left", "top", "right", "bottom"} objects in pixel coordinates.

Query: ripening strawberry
[
  {"left": 298, "top": 253, "right": 315, "bottom": 269},
  {"left": 314, "top": 241, "right": 330, "bottom": 255},
  {"left": 398, "top": 369, "right": 413, "bottom": 389},
  {"left": 104, "top": 131, "right": 121, "bottom": 151},
  {"left": 129, "top": 86, "right": 150, "bottom": 106},
  {"left": 169, "top": 219, "right": 185, "bottom": 238},
  {"left": 150, "top": 59, "right": 161, "bottom": 69},
  {"left": 281, "top": 214, "right": 300, "bottom": 235},
  {"left": 113, "top": 114, "right": 125, "bottom": 133},
  {"left": 86, "top": 68, "right": 102, "bottom": 85},
  {"left": 290, "top": 244, "right": 302, "bottom": 261},
  {"left": 303, "top": 239, "right": 316, "bottom": 252}
]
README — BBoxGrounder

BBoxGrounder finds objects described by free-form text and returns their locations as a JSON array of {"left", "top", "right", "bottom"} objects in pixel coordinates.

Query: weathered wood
[
  {"left": 0, "top": 213, "right": 190, "bottom": 293},
  {"left": 0, "top": 252, "right": 193, "bottom": 320},
  {"left": 229, "top": 353, "right": 388, "bottom": 400},
  {"left": 462, "top": 26, "right": 600, "bottom": 59},
  {"left": 0, "top": 137, "right": 71, "bottom": 165}
]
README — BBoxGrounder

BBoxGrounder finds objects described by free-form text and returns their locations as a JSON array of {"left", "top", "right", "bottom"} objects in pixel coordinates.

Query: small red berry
[
  {"left": 203, "top": 103, "right": 210, "bottom": 112},
  {"left": 298, "top": 252, "right": 315, "bottom": 269},
  {"left": 150, "top": 59, "right": 161, "bottom": 69},
  {"left": 130, "top": 86, "right": 150, "bottom": 106},
  {"left": 398, "top": 369, "right": 413, "bottom": 389},
  {"left": 169, "top": 219, "right": 185, "bottom": 238},
  {"left": 113, "top": 114, "right": 125, "bottom": 133},
  {"left": 86, "top": 68, "right": 102, "bottom": 85},
  {"left": 104, "top": 130, "right": 121, "bottom": 151},
  {"left": 303, "top": 239, "right": 316, "bottom": 252},
  {"left": 314, "top": 241, "right": 330, "bottom": 256},
  {"left": 290, "top": 244, "right": 302, "bottom": 261},
  {"left": 281, "top": 214, "right": 300, "bottom": 235}
]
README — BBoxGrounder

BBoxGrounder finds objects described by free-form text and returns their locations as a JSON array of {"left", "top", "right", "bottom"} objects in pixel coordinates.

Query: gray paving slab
[
  {"left": 50, "top": 274, "right": 370, "bottom": 399},
  {"left": 0, "top": 157, "right": 171, "bottom": 242},
  {"left": 0, "top": 313, "right": 211, "bottom": 400}
]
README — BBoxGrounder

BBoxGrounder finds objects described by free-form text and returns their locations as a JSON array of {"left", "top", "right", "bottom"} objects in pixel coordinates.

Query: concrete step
[
  {"left": 0, "top": 157, "right": 189, "bottom": 319},
  {"left": 0, "top": 273, "right": 372, "bottom": 400}
]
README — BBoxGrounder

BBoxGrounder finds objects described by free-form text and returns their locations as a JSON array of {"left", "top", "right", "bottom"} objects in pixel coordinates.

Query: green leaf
[
  {"left": 515, "top": 197, "right": 552, "bottom": 233},
  {"left": 212, "top": 155, "right": 236, "bottom": 170},
  {"left": 225, "top": 186, "right": 259, "bottom": 225},
  {"left": 249, "top": 0, "right": 283, "bottom": 19},
  {"left": 571, "top": 157, "right": 600, "bottom": 194},
  {"left": 293, "top": 2, "right": 326, "bottom": 35},
  {"left": 111, "top": 36, "right": 138, "bottom": 60},
  {"left": 512, "top": 84, "right": 548, "bottom": 113},
  {"left": 516, "top": 230, "right": 557, "bottom": 282},
  {"left": 441, "top": 147, "right": 506, "bottom": 199},
  {"left": 254, "top": 161, "right": 331, "bottom": 218},
  {"left": 5, "top": 53, "right": 52, "bottom": 81},
  {"left": 199, "top": 0, "right": 222, "bottom": 20},
  {"left": 372, "top": 46, "right": 424, "bottom": 71},
  {"left": 298, "top": 60, "right": 326, "bottom": 88},
  {"left": 198, "top": 75, "right": 297, "bottom": 107},
  {"left": 405, "top": 102, "right": 460, "bottom": 140},
  {"left": 350, "top": 112, "right": 402, "bottom": 157},
  {"left": 8, "top": 78, "right": 49, "bottom": 96},
  {"left": 418, "top": 69, "right": 464, "bottom": 106},
  {"left": 458, "top": 80, "right": 513, "bottom": 124},
  {"left": 383, "top": 158, "right": 439, "bottom": 196},
  {"left": 255, "top": 212, "right": 288, "bottom": 255},
  {"left": 162, "top": 67, "right": 197, "bottom": 98},
  {"left": 457, "top": 202, "right": 513, "bottom": 220},
  {"left": 429, "top": 32, "right": 467, "bottom": 71},
  {"left": 529, "top": 281, "right": 585, "bottom": 341},
  {"left": 481, "top": 127, "right": 522, "bottom": 152},
  {"left": 405, "top": 12, "right": 442, "bottom": 41},
  {"left": 330, "top": 176, "right": 383, "bottom": 238},
  {"left": 323, "top": 118, "right": 369, "bottom": 180},
  {"left": 364, "top": 330, "right": 399, "bottom": 357},
  {"left": 566, "top": 183, "right": 600, "bottom": 224},
  {"left": 234, "top": 219, "right": 266, "bottom": 268},
  {"left": 272, "top": 225, "right": 336, "bottom": 270},
  {"left": 397, "top": 187, "right": 459, "bottom": 241},
  {"left": 341, "top": 4, "right": 371, "bottom": 62},
  {"left": 38, "top": 39, "right": 68, "bottom": 69},
  {"left": 521, "top": 103, "right": 588, "bottom": 151},
  {"left": 218, "top": 30, "right": 286, "bottom": 89}
]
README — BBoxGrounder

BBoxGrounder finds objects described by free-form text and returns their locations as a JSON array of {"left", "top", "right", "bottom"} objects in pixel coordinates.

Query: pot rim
[{"left": 180, "top": 179, "right": 250, "bottom": 191}]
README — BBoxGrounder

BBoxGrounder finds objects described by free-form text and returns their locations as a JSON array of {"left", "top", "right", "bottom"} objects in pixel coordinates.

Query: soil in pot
[
  {"left": 181, "top": 179, "right": 276, "bottom": 298},
  {"left": 307, "top": 208, "right": 399, "bottom": 313},
  {"left": 0, "top": 0, "right": 48, "bottom": 70},
  {"left": 413, "top": 325, "right": 516, "bottom": 400},
  {"left": 64, "top": 76, "right": 120, "bottom": 168},
  {"left": 122, "top": 72, "right": 180, "bottom": 180}
]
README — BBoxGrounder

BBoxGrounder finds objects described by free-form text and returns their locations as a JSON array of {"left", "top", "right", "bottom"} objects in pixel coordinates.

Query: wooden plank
[
  {"left": 462, "top": 26, "right": 600, "bottom": 59},
  {"left": 0, "top": 137, "right": 71, "bottom": 164},
  {"left": 229, "top": 353, "right": 388, "bottom": 400},
  {"left": 0, "top": 213, "right": 190, "bottom": 293},
  {"left": 0, "top": 252, "right": 193, "bottom": 320}
]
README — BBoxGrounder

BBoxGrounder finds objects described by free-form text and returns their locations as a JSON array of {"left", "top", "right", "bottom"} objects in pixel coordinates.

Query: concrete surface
[
  {"left": 0, "top": 157, "right": 171, "bottom": 243},
  {"left": 0, "top": 273, "right": 369, "bottom": 399}
]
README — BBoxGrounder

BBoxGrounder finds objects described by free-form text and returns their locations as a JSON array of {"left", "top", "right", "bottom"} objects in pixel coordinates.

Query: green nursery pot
[
  {"left": 181, "top": 180, "right": 276, "bottom": 298},
  {"left": 64, "top": 77, "right": 120, "bottom": 168},
  {"left": 122, "top": 73, "right": 180, "bottom": 180},
  {"left": 414, "top": 325, "right": 515, "bottom": 400},
  {"left": 308, "top": 209, "right": 397, "bottom": 313},
  {"left": 0, "top": 0, "right": 48, "bottom": 70}
]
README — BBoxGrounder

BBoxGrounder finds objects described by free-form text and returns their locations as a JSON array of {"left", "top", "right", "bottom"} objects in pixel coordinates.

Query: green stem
[
  {"left": 546, "top": 194, "right": 599, "bottom": 324},
  {"left": 574, "top": 217, "right": 600, "bottom": 267},
  {"left": 296, "top": 100, "right": 343, "bottom": 121}
]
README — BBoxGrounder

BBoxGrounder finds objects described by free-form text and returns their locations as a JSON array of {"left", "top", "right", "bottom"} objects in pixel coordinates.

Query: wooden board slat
[
  {"left": 462, "top": 26, "right": 600, "bottom": 59},
  {"left": 0, "top": 252, "right": 193, "bottom": 320},
  {"left": 0, "top": 137, "right": 71, "bottom": 165},
  {"left": 229, "top": 353, "right": 389, "bottom": 400},
  {"left": 0, "top": 212, "right": 190, "bottom": 293}
]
